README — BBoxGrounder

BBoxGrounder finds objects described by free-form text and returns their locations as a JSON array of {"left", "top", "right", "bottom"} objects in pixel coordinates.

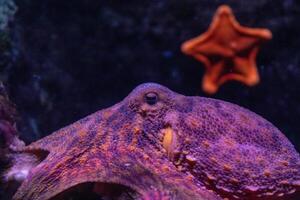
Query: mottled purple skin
[
  {"left": 12, "top": 83, "right": 300, "bottom": 200},
  {"left": 0, "top": 82, "right": 19, "bottom": 148}
]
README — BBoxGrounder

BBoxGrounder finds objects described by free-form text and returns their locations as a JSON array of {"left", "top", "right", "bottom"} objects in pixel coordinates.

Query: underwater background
[{"left": 0, "top": 0, "right": 299, "bottom": 153}]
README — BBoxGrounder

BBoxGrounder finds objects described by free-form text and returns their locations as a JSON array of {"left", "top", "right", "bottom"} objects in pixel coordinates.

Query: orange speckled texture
[{"left": 13, "top": 83, "right": 300, "bottom": 200}]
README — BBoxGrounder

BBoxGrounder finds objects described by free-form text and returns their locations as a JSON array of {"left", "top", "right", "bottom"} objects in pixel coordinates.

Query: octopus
[{"left": 4, "top": 83, "right": 300, "bottom": 200}]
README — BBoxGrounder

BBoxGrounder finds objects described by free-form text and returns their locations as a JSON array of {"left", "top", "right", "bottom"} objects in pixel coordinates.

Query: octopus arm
[{"left": 13, "top": 147, "right": 220, "bottom": 200}]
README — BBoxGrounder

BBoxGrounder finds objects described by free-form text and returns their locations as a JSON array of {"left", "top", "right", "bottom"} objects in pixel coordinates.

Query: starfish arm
[
  {"left": 233, "top": 24, "right": 272, "bottom": 41},
  {"left": 234, "top": 47, "right": 260, "bottom": 85},
  {"left": 181, "top": 16, "right": 219, "bottom": 55},
  {"left": 202, "top": 61, "right": 226, "bottom": 94},
  {"left": 193, "top": 54, "right": 211, "bottom": 69},
  {"left": 218, "top": 73, "right": 252, "bottom": 87},
  {"left": 182, "top": 33, "right": 235, "bottom": 59},
  {"left": 217, "top": 48, "right": 260, "bottom": 87},
  {"left": 216, "top": 5, "right": 272, "bottom": 40},
  {"left": 181, "top": 6, "right": 235, "bottom": 57},
  {"left": 181, "top": 34, "right": 208, "bottom": 54}
]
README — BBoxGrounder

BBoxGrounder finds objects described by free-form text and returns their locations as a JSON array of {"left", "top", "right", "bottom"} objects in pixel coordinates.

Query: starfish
[
  {"left": 181, "top": 5, "right": 272, "bottom": 94},
  {"left": 4, "top": 83, "right": 300, "bottom": 200}
]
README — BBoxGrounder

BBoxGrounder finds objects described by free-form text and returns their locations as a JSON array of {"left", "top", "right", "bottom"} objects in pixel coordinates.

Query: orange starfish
[{"left": 181, "top": 5, "right": 272, "bottom": 94}]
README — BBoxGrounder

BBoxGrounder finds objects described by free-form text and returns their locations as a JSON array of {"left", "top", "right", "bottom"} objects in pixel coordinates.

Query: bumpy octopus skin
[{"left": 13, "top": 83, "right": 300, "bottom": 200}]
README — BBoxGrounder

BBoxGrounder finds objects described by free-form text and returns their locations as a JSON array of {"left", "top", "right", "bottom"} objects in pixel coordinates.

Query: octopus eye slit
[{"left": 144, "top": 92, "right": 158, "bottom": 105}]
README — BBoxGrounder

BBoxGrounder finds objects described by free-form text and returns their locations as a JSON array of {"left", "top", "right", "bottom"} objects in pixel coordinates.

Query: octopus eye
[{"left": 144, "top": 92, "right": 158, "bottom": 105}]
